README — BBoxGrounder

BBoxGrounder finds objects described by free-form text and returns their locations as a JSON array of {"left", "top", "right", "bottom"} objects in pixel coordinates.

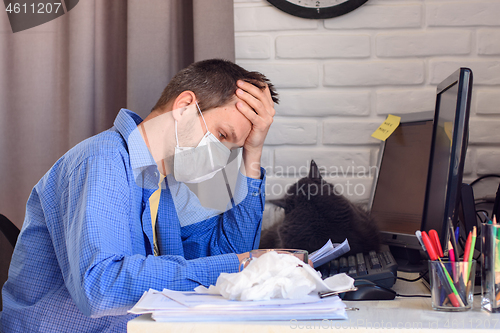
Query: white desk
[{"left": 127, "top": 273, "right": 499, "bottom": 332}]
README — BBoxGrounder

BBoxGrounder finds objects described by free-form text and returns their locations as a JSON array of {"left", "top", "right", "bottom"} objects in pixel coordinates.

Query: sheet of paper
[
  {"left": 310, "top": 239, "right": 350, "bottom": 268},
  {"left": 129, "top": 289, "right": 185, "bottom": 314},
  {"left": 150, "top": 293, "right": 346, "bottom": 321},
  {"left": 371, "top": 114, "right": 401, "bottom": 141},
  {"left": 152, "top": 306, "right": 346, "bottom": 322},
  {"left": 129, "top": 288, "right": 347, "bottom": 321},
  {"left": 162, "top": 289, "right": 322, "bottom": 308}
]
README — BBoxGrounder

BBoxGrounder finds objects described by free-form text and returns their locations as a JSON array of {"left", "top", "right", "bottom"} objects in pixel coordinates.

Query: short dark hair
[{"left": 152, "top": 59, "right": 279, "bottom": 112}]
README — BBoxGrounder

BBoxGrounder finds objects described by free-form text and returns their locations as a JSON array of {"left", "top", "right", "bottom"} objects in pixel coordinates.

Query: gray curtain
[
  {"left": 0, "top": 0, "right": 235, "bottom": 309},
  {"left": 0, "top": 0, "right": 235, "bottom": 229}
]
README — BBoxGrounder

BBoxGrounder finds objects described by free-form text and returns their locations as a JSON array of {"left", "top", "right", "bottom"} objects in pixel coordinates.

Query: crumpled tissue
[{"left": 194, "top": 251, "right": 354, "bottom": 301}]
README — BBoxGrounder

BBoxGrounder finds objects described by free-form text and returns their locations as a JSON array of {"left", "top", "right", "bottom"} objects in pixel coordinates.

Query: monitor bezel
[{"left": 368, "top": 111, "right": 435, "bottom": 211}]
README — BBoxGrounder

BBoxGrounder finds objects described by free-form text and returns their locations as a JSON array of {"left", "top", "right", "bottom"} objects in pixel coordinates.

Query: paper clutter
[{"left": 195, "top": 250, "right": 355, "bottom": 301}]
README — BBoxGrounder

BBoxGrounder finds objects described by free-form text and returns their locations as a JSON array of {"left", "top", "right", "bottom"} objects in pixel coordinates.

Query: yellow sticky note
[
  {"left": 371, "top": 114, "right": 401, "bottom": 141},
  {"left": 444, "top": 121, "right": 453, "bottom": 144}
]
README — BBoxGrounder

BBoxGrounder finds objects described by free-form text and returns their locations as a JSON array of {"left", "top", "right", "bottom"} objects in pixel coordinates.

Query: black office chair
[
  {"left": 1, "top": 214, "right": 19, "bottom": 314},
  {"left": 0, "top": 214, "right": 19, "bottom": 248}
]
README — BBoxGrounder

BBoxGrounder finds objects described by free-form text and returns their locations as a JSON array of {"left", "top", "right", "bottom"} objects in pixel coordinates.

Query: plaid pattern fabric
[{"left": 1, "top": 109, "right": 265, "bottom": 332}]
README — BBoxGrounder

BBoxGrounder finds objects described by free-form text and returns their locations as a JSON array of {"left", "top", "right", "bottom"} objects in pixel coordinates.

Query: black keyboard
[{"left": 318, "top": 247, "right": 398, "bottom": 289}]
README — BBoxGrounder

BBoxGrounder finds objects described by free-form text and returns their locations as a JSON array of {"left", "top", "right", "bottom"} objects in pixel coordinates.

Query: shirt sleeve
[
  {"left": 180, "top": 168, "right": 266, "bottom": 259},
  {"left": 52, "top": 154, "right": 241, "bottom": 318}
]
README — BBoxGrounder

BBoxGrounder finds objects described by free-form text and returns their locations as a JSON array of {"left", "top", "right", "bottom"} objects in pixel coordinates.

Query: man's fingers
[
  {"left": 236, "top": 88, "right": 263, "bottom": 115},
  {"left": 235, "top": 87, "right": 275, "bottom": 123},
  {"left": 237, "top": 98, "right": 273, "bottom": 126},
  {"left": 263, "top": 85, "right": 276, "bottom": 117},
  {"left": 234, "top": 80, "right": 275, "bottom": 151},
  {"left": 237, "top": 80, "right": 264, "bottom": 99},
  {"left": 237, "top": 80, "right": 274, "bottom": 114},
  {"left": 236, "top": 100, "right": 261, "bottom": 124}
]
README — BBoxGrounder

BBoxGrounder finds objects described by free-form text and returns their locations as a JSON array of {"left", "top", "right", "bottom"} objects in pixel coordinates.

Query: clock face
[
  {"left": 285, "top": 0, "right": 350, "bottom": 8},
  {"left": 267, "top": 0, "right": 369, "bottom": 19}
]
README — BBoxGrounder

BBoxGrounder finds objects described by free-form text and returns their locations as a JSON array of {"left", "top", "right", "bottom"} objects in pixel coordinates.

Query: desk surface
[{"left": 127, "top": 272, "right": 499, "bottom": 332}]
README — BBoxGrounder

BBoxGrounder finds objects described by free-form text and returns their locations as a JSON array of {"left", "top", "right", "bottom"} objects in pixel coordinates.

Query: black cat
[{"left": 260, "top": 160, "right": 381, "bottom": 255}]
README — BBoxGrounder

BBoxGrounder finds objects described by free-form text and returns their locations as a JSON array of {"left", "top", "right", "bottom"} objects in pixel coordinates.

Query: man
[{"left": 1, "top": 59, "right": 278, "bottom": 332}]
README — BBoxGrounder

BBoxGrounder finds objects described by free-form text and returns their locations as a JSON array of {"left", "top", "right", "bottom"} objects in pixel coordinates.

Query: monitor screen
[{"left": 369, "top": 112, "right": 434, "bottom": 250}]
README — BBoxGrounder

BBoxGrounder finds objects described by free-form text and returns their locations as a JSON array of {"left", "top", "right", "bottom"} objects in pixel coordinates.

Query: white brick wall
[
  {"left": 426, "top": 1, "right": 500, "bottom": 27},
  {"left": 276, "top": 34, "right": 370, "bottom": 59},
  {"left": 477, "top": 30, "right": 500, "bottom": 55},
  {"left": 477, "top": 90, "right": 500, "bottom": 114},
  {"left": 376, "top": 88, "right": 436, "bottom": 115},
  {"left": 264, "top": 117, "right": 318, "bottom": 145},
  {"left": 276, "top": 90, "right": 371, "bottom": 116},
  {"left": 324, "top": 60, "right": 425, "bottom": 86},
  {"left": 376, "top": 31, "right": 472, "bottom": 58},
  {"left": 238, "top": 62, "right": 319, "bottom": 88},
  {"left": 234, "top": 0, "right": 500, "bottom": 206},
  {"left": 323, "top": 4, "right": 422, "bottom": 30},
  {"left": 274, "top": 148, "right": 371, "bottom": 177}
]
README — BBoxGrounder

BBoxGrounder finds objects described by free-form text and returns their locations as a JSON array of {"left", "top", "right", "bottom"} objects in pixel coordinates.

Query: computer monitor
[
  {"left": 492, "top": 182, "right": 500, "bottom": 221},
  {"left": 369, "top": 112, "right": 434, "bottom": 251},
  {"left": 421, "top": 68, "right": 473, "bottom": 251},
  {"left": 369, "top": 68, "right": 473, "bottom": 256}
]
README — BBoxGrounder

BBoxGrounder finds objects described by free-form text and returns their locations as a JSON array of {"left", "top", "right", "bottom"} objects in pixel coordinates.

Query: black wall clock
[{"left": 267, "top": 0, "right": 369, "bottom": 19}]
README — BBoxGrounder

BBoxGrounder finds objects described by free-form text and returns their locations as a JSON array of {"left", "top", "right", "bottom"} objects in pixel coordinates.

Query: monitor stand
[
  {"left": 388, "top": 246, "right": 431, "bottom": 290},
  {"left": 389, "top": 246, "right": 427, "bottom": 273}
]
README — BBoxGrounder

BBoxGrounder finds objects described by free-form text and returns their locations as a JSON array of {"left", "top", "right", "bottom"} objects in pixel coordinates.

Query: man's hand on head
[{"left": 235, "top": 80, "right": 276, "bottom": 179}]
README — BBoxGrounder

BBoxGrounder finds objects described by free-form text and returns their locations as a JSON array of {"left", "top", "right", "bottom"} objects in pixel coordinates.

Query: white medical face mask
[{"left": 173, "top": 102, "right": 231, "bottom": 183}]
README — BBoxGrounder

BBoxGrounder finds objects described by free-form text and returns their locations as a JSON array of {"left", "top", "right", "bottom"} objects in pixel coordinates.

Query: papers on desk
[
  {"left": 128, "top": 247, "right": 355, "bottom": 322},
  {"left": 310, "top": 239, "right": 350, "bottom": 268},
  {"left": 129, "top": 289, "right": 347, "bottom": 322}
]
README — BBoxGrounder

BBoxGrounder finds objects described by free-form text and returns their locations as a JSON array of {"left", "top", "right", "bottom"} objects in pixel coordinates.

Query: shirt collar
[{"left": 114, "top": 109, "right": 159, "bottom": 189}]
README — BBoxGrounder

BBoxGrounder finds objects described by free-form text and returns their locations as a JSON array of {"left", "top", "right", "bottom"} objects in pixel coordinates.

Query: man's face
[{"left": 199, "top": 97, "right": 252, "bottom": 151}]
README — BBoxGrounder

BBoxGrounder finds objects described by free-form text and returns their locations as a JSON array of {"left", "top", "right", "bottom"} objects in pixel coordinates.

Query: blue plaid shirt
[{"left": 1, "top": 109, "right": 265, "bottom": 332}]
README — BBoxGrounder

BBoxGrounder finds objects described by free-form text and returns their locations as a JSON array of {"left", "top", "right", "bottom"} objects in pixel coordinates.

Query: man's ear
[
  {"left": 171, "top": 91, "right": 196, "bottom": 121},
  {"left": 173, "top": 91, "right": 196, "bottom": 109}
]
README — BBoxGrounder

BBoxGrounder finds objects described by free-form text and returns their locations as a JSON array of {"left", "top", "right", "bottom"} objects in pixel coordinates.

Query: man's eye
[{"left": 219, "top": 132, "right": 226, "bottom": 139}]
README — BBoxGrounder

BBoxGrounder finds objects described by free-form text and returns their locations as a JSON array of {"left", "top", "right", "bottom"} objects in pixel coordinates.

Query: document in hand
[
  {"left": 129, "top": 289, "right": 348, "bottom": 322},
  {"left": 310, "top": 239, "right": 350, "bottom": 268}
]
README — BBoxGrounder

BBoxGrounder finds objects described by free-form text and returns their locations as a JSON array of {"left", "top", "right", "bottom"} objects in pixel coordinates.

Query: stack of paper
[
  {"left": 129, "top": 289, "right": 347, "bottom": 322},
  {"left": 310, "top": 239, "right": 350, "bottom": 268}
]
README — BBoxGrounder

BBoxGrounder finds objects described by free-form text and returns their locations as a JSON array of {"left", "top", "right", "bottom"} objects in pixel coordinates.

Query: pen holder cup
[
  {"left": 239, "top": 249, "right": 308, "bottom": 271},
  {"left": 429, "top": 260, "right": 476, "bottom": 311},
  {"left": 481, "top": 223, "right": 500, "bottom": 313}
]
